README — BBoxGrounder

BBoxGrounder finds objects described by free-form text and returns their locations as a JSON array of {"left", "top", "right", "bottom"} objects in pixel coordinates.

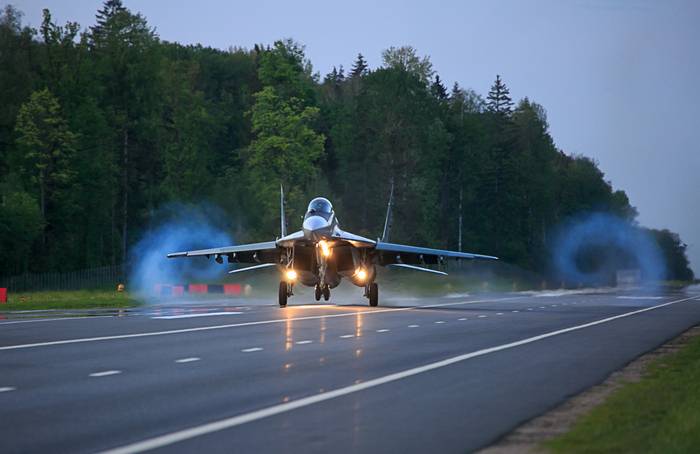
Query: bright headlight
[
  {"left": 355, "top": 268, "right": 367, "bottom": 281},
  {"left": 285, "top": 269, "right": 298, "bottom": 281},
  {"left": 318, "top": 240, "right": 331, "bottom": 257}
]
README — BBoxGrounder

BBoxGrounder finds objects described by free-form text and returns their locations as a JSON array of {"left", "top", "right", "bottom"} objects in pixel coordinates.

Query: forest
[{"left": 0, "top": 1, "right": 693, "bottom": 282}]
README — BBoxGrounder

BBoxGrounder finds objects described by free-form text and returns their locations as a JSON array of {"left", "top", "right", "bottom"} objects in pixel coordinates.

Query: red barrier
[
  {"left": 188, "top": 284, "right": 208, "bottom": 294},
  {"left": 223, "top": 284, "right": 241, "bottom": 295},
  {"left": 0, "top": 288, "right": 6, "bottom": 303}
]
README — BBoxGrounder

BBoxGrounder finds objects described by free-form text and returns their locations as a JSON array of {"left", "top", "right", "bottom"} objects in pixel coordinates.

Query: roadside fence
[{"left": 0, "top": 265, "right": 125, "bottom": 293}]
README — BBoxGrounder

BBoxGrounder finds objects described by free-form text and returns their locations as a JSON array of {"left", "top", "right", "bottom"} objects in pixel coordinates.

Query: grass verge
[
  {"left": 1, "top": 290, "right": 142, "bottom": 311},
  {"left": 545, "top": 328, "right": 700, "bottom": 453}
]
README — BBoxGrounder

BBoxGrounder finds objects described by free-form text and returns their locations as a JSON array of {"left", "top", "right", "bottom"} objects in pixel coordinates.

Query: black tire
[
  {"left": 278, "top": 281, "right": 288, "bottom": 307},
  {"left": 322, "top": 285, "right": 330, "bottom": 301},
  {"left": 368, "top": 283, "right": 378, "bottom": 307},
  {"left": 314, "top": 285, "right": 321, "bottom": 301}
]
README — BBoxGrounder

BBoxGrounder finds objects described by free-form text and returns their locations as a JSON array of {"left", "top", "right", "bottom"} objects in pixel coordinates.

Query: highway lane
[{"left": 1, "top": 289, "right": 699, "bottom": 453}]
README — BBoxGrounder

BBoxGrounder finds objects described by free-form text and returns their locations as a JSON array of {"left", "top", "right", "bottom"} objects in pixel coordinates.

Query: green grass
[
  {"left": 1, "top": 290, "right": 142, "bottom": 311},
  {"left": 545, "top": 332, "right": 700, "bottom": 454}
]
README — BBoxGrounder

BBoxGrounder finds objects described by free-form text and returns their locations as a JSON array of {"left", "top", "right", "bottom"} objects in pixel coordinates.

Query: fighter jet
[{"left": 168, "top": 187, "right": 497, "bottom": 307}]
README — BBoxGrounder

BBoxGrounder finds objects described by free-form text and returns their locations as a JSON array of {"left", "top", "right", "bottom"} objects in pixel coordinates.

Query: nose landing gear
[{"left": 315, "top": 284, "right": 331, "bottom": 302}]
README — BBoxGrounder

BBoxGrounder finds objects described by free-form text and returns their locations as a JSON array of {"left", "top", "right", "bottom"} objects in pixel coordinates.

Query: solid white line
[
  {"left": 295, "top": 340, "right": 313, "bottom": 345},
  {"left": 339, "top": 334, "right": 354, "bottom": 339},
  {"left": 0, "top": 296, "right": 527, "bottom": 352},
  {"left": 0, "top": 316, "right": 114, "bottom": 325},
  {"left": 376, "top": 329, "right": 390, "bottom": 333},
  {"left": 175, "top": 357, "right": 200, "bottom": 363},
  {"left": 152, "top": 312, "right": 242, "bottom": 320},
  {"left": 616, "top": 296, "right": 665, "bottom": 300},
  {"left": 0, "top": 387, "right": 16, "bottom": 392},
  {"left": 241, "top": 347, "right": 262, "bottom": 353},
  {"left": 98, "top": 295, "right": 698, "bottom": 454},
  {"left": 89, "top": 370, "right": 121, "bottom": 378}
]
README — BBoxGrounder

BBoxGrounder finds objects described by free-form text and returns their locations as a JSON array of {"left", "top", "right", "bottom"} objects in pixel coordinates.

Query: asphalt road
[{"left": 1, "top": 287, "right": 700, "bottom": 453}]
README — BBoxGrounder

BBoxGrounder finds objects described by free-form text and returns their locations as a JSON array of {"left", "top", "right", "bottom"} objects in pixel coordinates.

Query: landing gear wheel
[
  {"left": 368, "top": 283, "right": 378, "bottom": 307},
  {"left": 314, "top": 285, "right": 322, "bottom": 301},
  {"left": 278, "top": 281, "right": 288, "bottom": 308},
  {"left": 322, "top": 285, "right": 330, "bottom": 301}
]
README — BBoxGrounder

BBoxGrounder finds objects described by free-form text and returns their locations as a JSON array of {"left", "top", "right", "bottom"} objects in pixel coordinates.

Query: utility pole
[{"left": 458, "top": 188, "right": 463, "bottom": 253}]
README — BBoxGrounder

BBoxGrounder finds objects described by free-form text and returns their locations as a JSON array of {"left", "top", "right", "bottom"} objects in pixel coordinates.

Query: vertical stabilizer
[
  {"left": 381, "top": 180, "right": 394, "bottom": 242},
  {"left": 280, "top": 185, "right": 287, "bottom": 237}
]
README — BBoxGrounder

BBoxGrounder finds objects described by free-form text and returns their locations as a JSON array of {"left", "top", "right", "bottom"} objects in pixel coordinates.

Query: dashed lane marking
[
  {"left": 408, "top": 325, "right": 419, "bottom": 328},
  {"left": 458, "top": 318, "right": 467, "bottom": 321},
  {"left": 376, "top": 329, "right": 390, "bottom": 333},
  {"left": 0, "top": 387, "right": 16, "bottom": 392},
  {"left": 89, "top": 370, "right": 121, "bottom": 378},
  {"left": 175, "top": 357, "right": 200, "bottom": 363},
  {"left": 241, "top": 347, "right": 263, "bottom": 353},
  {"left": 478, "top": 315, "right": 487, "bottom": 318},
  {"left": 512, "top": 310, "right": 520, "bottom": 313},
  {"left": 0, "top": 297, "right": 528, "bottom": 351},
  {"left": 295, "top": 340, "right": 313, "bottom": 345},
  {"left": 152, "top": 312, "right": 243, "bottom": 320},
  {"left": 98, "top": 295, "right": 699, "bottom": 454},
  {"left": 435, "top": 321, "right": 446, "bottom": 324},
  {"left": 497, "top": 313, "right": 504, "bottom": 316},
  {"left": 339, "top": 334, "right": 354, "bottom": 339}
]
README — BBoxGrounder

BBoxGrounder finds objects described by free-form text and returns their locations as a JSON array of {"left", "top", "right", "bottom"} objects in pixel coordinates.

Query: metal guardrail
[{"left": 0, "top": 265, "right": 125, "bottom": 292}]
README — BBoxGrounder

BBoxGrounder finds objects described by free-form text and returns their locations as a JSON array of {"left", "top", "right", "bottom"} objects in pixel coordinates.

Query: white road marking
[
  {"left": 376, "top": 329, "right": 390, "bottom": 333},
  {"left": 152, "top": 312, "right": 242, "bottom": 320},
  {"left": 0, "top": 316, "right": 114, "bottom": 325},
  {"left": 435, "top": 321, "right": 446, "bottom": 324},
  {"left": 175, "top": 357, "right": 200, "bottom": 364},
  {"left": 0, "top": 297, "right": 525, "bottom": 352},
  {"left": 0, "top": 387, "right": 16, "bottom": 393},
  {"left": 616, "top": 296, "right": 665, "bottom": 300},
  {"left": 241, "top": 347, "right": 263, "bottom": 353},
  {"left": 551, "top": 305, "right": 558, "bottom": 307},
  {"left": 458, "top": 318, "right": 467, "bottom": 321},
  {"left": 339, "top": 334, "right": 354, "bottom": 339},
  {"left": 512, "top": 310, "right": 520, "bottom": 313},
  {"left": 408, "top": 324, "right": 419, "bottom": 328},
  {"left": 295, "top": 340, "right": 313, "bottom": 345},
  {"left": 478, "top": 315, "right": 487, "bottom": 318},
  {"left": 98, "top": 295, "right": 699, "bottom": 454},
  {"left": 497, "top": 313, "right": 504, "bottom": 316},
  {"left": 527, "top": 308, "right": 533, "bottom": 311},
  {"left": 539, "top": 306, "right": 546, "bottom": 309},
  {"left": 89, "top": 370, "right": 121, "bottom": 378}
]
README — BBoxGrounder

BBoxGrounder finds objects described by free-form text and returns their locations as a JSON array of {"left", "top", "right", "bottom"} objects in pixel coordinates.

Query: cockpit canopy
[{"left": 306, "top": 197, "right": 333, "bottom": 220}]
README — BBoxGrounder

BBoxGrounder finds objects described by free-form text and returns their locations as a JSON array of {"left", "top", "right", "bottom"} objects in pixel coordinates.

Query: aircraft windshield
[{"left": 306, "top": 197, "right": 333, "bottom": 220}]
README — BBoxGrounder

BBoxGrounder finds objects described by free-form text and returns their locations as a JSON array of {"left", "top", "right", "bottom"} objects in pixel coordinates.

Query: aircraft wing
[
  {"left": 374, "top": 241, "right": 497, "bottom": 265},
  {"left": 167, "top": 241, "right": 280, "bottom": 264}
]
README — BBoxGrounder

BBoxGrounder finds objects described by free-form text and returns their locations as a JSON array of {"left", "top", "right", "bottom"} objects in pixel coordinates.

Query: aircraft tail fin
[
  {"left": 381, "top": 180, "right": 394, "bottom": 242},
  {"left": 280, "top": 185, "right": 287, "bottom": 238}
]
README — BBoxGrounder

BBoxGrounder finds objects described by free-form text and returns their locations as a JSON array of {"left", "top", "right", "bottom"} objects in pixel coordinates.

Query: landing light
[
  {"left": 285, "top": 269, "right": 298, "bottom": 281},
  {"left": 318, "top": 240, "right": 331, "bottom": 257},
  {"left": 355, "top": 268, "right": 367, "bottom": 281}
]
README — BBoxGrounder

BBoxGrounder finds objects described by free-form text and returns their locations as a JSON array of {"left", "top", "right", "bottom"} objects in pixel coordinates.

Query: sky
[{"left": 11, "top": 0, "right": 700, "bottom": 273}]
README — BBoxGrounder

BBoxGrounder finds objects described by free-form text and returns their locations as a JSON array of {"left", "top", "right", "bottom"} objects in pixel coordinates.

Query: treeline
[{"left": 0, "top": 1, "right": 693, "bottom": 281}]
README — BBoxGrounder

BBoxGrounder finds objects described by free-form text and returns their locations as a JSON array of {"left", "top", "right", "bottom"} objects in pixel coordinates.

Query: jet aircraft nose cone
[{"left": 303, "top": 215, "right": 329, "bottom": 240}]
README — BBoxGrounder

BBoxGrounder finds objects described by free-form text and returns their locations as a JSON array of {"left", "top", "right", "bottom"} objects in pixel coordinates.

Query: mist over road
[{"left": 1, "top": 288, "right": 699, "bottom": 453}]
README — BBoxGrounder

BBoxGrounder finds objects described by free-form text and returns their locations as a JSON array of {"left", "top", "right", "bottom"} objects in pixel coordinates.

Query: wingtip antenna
[
  {"left": 280, "top": 184, "right": 287, "bottom": 237},
  {"left": 381, "top": 179, "right": 394, "bottom": 242}
]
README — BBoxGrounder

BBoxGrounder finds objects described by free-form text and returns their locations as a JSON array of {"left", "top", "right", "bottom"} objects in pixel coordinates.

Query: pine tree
[
  {"left": 350, "top": 53, "right": 368, "bottom": 77},
  {"left": 431, "top": 75, "right": 448, "bottom": 100},
  {"left": 90, "top": 0, "right": 125, "bottom": 41},
  {"left": 486, "top": 74, "right": 514, "bottom": 116}
]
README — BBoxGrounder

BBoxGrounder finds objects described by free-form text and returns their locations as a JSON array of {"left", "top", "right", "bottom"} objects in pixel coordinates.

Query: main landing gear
[
  {"left": 279, "top": 281, "right": 291, "bottom": 308},
  {"left": 314, "top": 285, "right": 330, "bottom": 302},
  {"left": 365, "top": 282, "right": 378, "bottom": 307}
]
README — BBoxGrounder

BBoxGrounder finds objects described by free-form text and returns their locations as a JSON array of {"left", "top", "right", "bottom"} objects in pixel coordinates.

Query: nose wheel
[
  {"left": 366, "top": 282, "right": 378, "bottom": 307},
  {"left": 322, "top": 285, "right": 330, "bottom": 301}
]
